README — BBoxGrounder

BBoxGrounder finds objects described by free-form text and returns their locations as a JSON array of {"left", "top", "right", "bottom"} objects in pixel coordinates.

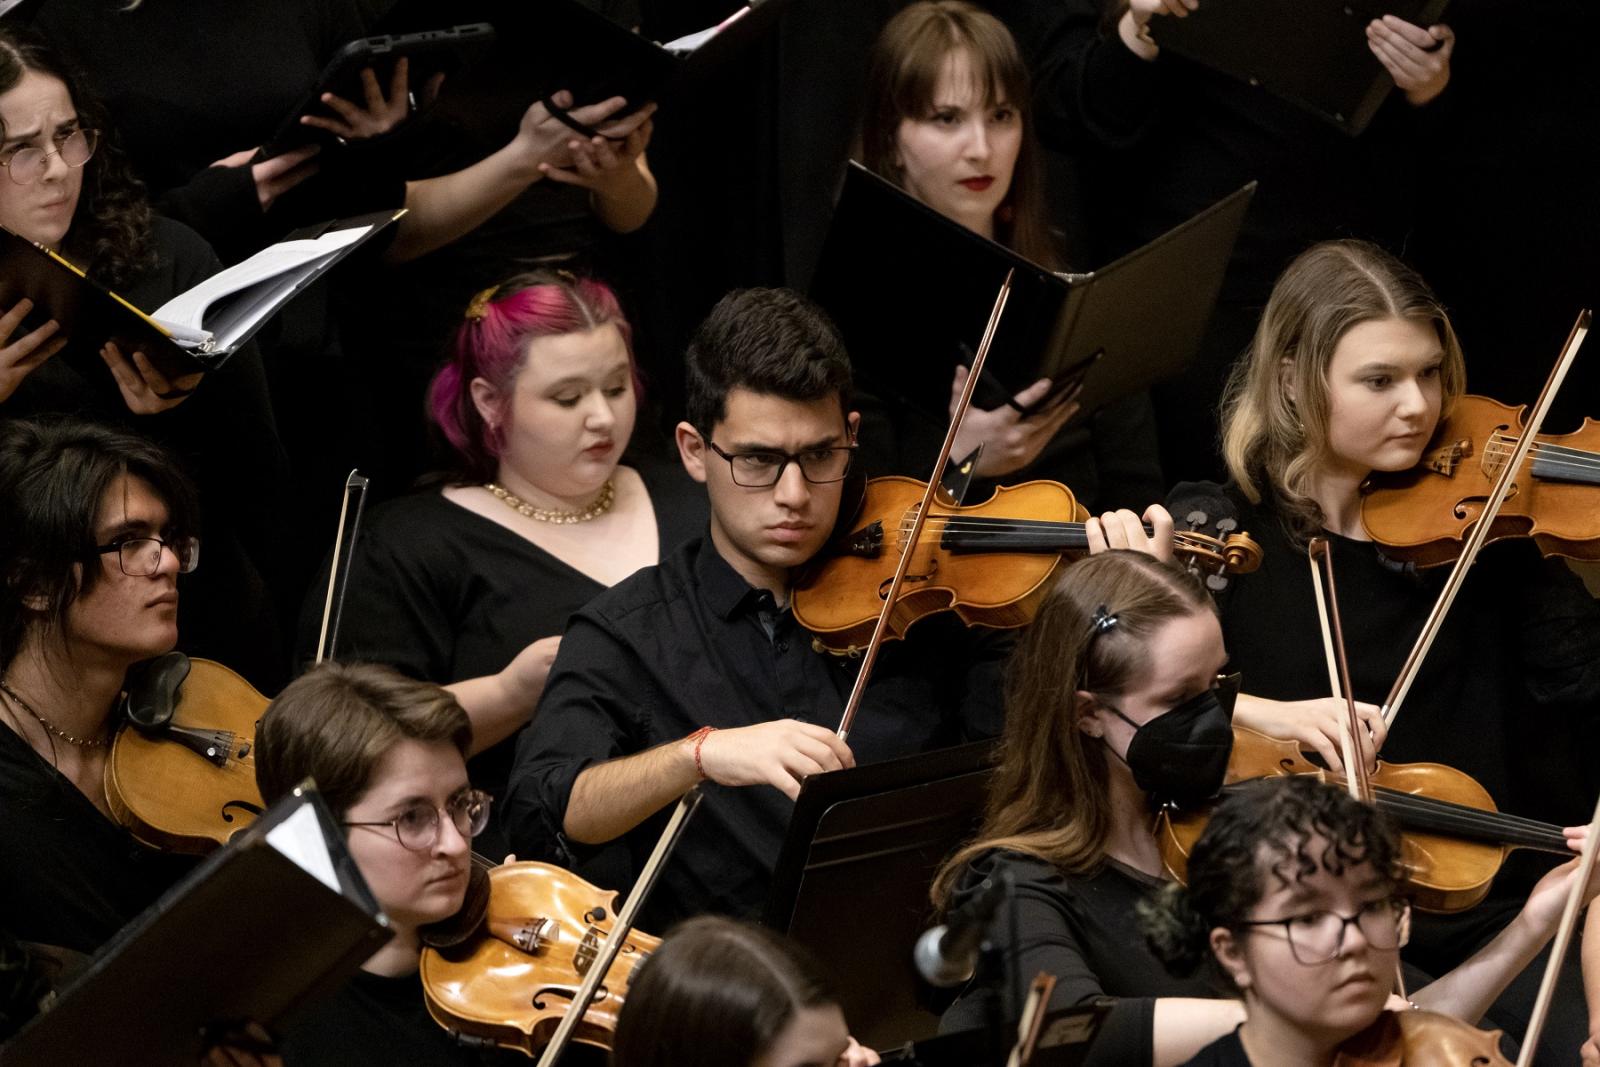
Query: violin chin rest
[
  {"left": 120, "top": 651, "right": 192, "bottom": 730},
  {"left": 420, "top": 863, "right": 492, "bottom": 949}
]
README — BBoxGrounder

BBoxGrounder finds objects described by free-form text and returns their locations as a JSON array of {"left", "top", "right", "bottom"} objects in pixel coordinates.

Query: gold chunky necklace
[
  {"left": 0, "top": 680, "right": 110, "bottom": 749},
  {"left": 484, "top": 479, "right": 616, "bottom": 524}
]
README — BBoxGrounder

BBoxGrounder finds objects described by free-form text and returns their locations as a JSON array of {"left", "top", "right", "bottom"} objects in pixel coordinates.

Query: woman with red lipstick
[
  {"left": 256, "top": 661, "right": 520, "bottom": 1067},
  {"left": 1172, "top": 238, "right": 1600, "bottom": 1063},
  {"left": 854, "top": 1, "right": 1163, "bottom": 513},
  {"left": 300, "top": 270, "right": 704, "bottom": 856}
]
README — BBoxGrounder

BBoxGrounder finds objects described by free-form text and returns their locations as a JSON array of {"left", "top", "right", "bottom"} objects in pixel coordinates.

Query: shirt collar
[{"left": 694, "top": 531, "right": 782, "bottom": 621}]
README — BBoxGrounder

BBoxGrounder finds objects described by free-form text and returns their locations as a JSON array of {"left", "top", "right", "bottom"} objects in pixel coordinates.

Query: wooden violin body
[
  {"left": 420, "top": 861, "right": 660, "bottom": 1057},
  {"left": 1158, "top": 727, "right": 1570, "bottom": 914},
  {"left": 793, "top": 476, "right": 1262, "bottom": 654},
  {"left": 1334, "top": 1008, "right": 1510, "bottom": 1066},
  {"left": 1363, "top": 394, "right": 1600, "bottom": 567},
  {"left": 105, "top": 655, "right": 266, "bottom": 854}
]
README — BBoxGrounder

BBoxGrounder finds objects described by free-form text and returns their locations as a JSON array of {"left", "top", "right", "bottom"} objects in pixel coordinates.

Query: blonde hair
[
  {"left": 857, "top": 1, "right": 1059, "bottom": 269},
  {"left": 1218, "top": 240, "right": 1465, "bottom": 539},
  {"left": 931, "top": 552, "right": 1213, "bottom": 908}
]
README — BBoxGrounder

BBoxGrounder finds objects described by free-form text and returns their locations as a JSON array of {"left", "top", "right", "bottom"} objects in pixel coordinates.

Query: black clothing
[
  {"left": 296, "top": 459, "right": 706, "bottom": 854},
  {"left": 1170, "top": 481, "right": 1600, "bottom": 1065},
  {"left": 505, "top": 533, "right": 1008, "bottom": 928},
  {"left": 1178, "top": 1029, "right": 1250, "bottom": 1067},
  {"left": 0, "top": 724, "right": 194, "bottom": 956},
  {"left": 0, "top": 217, "right": 291, "bottom": 688},
  {"left": 942, "top": 851, "right": 1219, "bottom": 1067},
  {"left": 277, "top": 968, "right": 521, "bottom": 1067}
]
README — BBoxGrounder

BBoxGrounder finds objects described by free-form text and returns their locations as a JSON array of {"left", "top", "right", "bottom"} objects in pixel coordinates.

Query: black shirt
[
  {"left": 1178, "top": 1028, "right": 1251, "bottom": 1067},
  {"left": 0, "top": 723, "right": 194, "bottom": 955},
  {"left": 504, "top": 533, "right": 1008, "bottom": 928},
  {"left": 941, "top": 850, "right": 1219, "bottom": 1067},
  {"left": 277, "top": 968, "right": 522, "bottom": 1067}
]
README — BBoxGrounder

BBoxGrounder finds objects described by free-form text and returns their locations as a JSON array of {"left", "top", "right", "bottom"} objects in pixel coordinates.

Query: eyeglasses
[
  {"left": 0, "top": 128, "right": 99, "bottom": 186},
  {"left": 1237, "top": 896, "right": 1410, "bottom": 965},
  {"left": 94, "top": 535, "right": 200, "bottom": 577},
  {"left": 343, "top": 789, "right": 493, "bottom": 852},
  {"left": 705, "top": 440, "right": 856, "bottom": 488}
]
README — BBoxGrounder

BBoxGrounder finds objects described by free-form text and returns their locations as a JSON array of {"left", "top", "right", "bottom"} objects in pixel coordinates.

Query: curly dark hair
[
  {"left": 0, "top": 27, "right": 155, "bottom": 289},
  {"left": 1140, "top": 776, "right": 1406, "bottom": 986}
]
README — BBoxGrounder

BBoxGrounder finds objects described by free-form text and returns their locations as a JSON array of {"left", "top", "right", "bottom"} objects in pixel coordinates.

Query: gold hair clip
[{"left": 464, "top": 286, "right": 499, "bottom": 322}]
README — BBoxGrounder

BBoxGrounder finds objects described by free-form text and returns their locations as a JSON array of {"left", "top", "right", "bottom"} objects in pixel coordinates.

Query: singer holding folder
[
  {"left": 930, "top": 550, "right": 1593, "bottom": 1066},
  {"left": 853, "top": 1, "right": 1162, "bottom": 513}
]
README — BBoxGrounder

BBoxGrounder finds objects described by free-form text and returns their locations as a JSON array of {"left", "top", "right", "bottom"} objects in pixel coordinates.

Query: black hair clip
[{"left": 1091, "top": 605, "right": 1119, "bottom": 635}]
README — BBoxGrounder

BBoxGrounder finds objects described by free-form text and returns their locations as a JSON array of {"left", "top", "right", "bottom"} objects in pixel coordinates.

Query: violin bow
[
  {"left": 1515, "top": 791, "right": 1600, "bottom": 1067},
  {"left": 314, "top": 469, "right": 371, "bottom": 665},
  {"left": 533, "top": 787, "right": 704, "bottom": 1067},
  {"left": 1004, "top": 972, "right": 1058, "bottom": 1067},
  {"left": 1306, "top": 538, "right": 1369, "bottom": 803},
  {"left": 1381, "top": 311, "right": 1590, "bottom": 728},
  {"left": 834, "top": 270, "right": 1015, "bottom": 742}
]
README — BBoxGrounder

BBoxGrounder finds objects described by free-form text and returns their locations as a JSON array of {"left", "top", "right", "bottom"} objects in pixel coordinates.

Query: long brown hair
[
  {"left": 1219, "top": 240, "right": 1466, "bottom": 540},
  {"left": 857, "top": 0, "right": 1060, "bottom": 269},
  {"left": 932, "top": 552, "right": 1213, "bottom": 907}
]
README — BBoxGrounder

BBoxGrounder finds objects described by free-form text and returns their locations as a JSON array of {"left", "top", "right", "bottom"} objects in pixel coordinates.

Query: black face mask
[{"left": 1101, "top": 678, "right": 1237, "bottom": 806}]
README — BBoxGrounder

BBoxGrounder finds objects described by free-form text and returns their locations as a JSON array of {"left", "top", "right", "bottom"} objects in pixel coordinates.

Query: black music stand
[
  {"left": 762, "top": 741, "right": 999, "bottom": 1049},
  {"left": 878, "top": 1002, "right": 1110, "bottom": 1066}
]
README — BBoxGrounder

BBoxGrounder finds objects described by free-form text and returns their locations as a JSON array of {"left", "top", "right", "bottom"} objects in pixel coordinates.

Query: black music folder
[
  {"left": 764, "top": 742, "right": 999, "bottom": 1049},
  {"left": 0, "top": 209, "right": 401, "bottom": 381},
  {"left": 1150, "top": 0, "right": 1452, "bottom": 136},
  {"left": 383, "top": 0, "right": 801, "bottom": 141},
  {"left": 810, "top": 163, "right": 1253, "bottom": 427},
  {"left": 0, "top": 783, "right": 389, "bottom": 1067}
]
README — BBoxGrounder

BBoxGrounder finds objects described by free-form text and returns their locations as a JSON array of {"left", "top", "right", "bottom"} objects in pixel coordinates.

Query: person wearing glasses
[
  {"left": 930, "top": 550, "right": 1594, "bottom": 1067},
  {"left": 298, "top": 270, "right": 704, "bottom": 858},
  {"left": 502, "top": 287, "right": 1131, "bottom": 928},
  {"left": 254, "top": 660, "right": 514, "bottom": 1067},
  {"left": 0, "top": 27, "right": 291, "bottom": 688},
  {"left": 0, "top": 417, "right": 201, "bottom": 955}
]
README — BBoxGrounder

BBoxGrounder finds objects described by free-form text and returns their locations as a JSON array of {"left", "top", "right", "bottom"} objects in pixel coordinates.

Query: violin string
[
  {"left": 1370, "top": 789, "right": 1569, "bottom": 847},
  {"left": 1482, "top": 438, "right": 1600, "bottom": 470},
  {"left": 1369, "top": 784, "right": 1562, "bottom": 834}
]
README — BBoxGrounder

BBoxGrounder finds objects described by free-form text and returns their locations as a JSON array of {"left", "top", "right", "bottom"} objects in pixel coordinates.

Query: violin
[
  {"left": 1333, "top": 1008, "right": 1510, "bottom": 1066},
  {"left": 419, "top": 862, "right": 662, "bottom": 1055},
  {"left": 792, "top": 476, "right": 1262, "bottom": 654},
  {"left": 1363, "top": 393, "right": 1600, "bottom": 567},
  {"left": 105, "top": 653, "right": 266, "bottom": 853},
  {"left": 1157, "top": 727, "right": 1573, "bottom": 914}
]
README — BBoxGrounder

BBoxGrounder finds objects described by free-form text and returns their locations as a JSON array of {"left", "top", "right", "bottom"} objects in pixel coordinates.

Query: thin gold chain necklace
[
  {"left": 0, "top": 680, "right": 110, "bottom": 748},
  {"left": 483, "top": 479, "right": 616, "bottom": 524}
]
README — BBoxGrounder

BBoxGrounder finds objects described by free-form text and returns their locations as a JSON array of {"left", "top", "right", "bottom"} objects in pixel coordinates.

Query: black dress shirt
[{"left": 504, "top": 532, "right": 1007, "bottom": 928}]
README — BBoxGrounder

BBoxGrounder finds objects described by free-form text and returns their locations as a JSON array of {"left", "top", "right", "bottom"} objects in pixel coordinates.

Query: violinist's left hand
[
  {"left": 100, "top": 341, "right": 203, "bottom": 414},
  {"left": 838, "top": 1036, "right": 881, "bottom": 1067},
  {"left": 1366, "top": 16, "right": 1453, "bottom": 106},
  {"left": 1085, "top": 503, "right": 1174, "bottom": 561},
  {"left": 1519, "top": 827, "right": 1600, "bottom": 936}
]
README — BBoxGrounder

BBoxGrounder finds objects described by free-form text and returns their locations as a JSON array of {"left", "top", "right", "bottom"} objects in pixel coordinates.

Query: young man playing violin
[{"left": 503, "top": 287, "right": 1171, "bottom": 927}]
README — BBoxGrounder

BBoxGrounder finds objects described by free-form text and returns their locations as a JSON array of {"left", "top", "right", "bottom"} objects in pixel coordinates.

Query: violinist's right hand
[
  {"left": 1119, "top": 0, "right": 1197, "bottom": 61},
  {"left": 0, "top": 298, "right": 66, "bottom": 403},
  {"left": 1232, "top": 694, "right": 1387, "bottom": 778},
  {"left": 949, "top": 368, "right": 1080, "bottom": 478},
  {"left": 689, "top": 719, "right": 855, "bottom": 800}
]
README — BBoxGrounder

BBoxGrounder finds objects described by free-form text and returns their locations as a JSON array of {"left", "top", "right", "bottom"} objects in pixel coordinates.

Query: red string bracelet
[{"left": 685, "top": 726, "right": 716, "bottom": 780}]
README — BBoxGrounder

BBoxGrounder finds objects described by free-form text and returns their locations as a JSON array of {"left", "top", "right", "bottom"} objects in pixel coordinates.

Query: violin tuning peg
[
  {"left": 1207, "top": 574, "right": 1230, "bottom": 592},
  {"left": 1215, "top": 518, "right": 1237, "bottom": 534},
  {"left": 1185, "top": 510, "right": 1208, "bottom": 531}
]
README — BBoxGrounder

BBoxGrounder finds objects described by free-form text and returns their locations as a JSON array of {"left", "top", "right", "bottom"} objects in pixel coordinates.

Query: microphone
[{"left": 913, "top": 875, "right": 1010, "bottom": 987}]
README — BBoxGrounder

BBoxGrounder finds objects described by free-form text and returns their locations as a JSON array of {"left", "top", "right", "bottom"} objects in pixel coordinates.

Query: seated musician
[
  {"left": 255, "top": 660, "right": 519, "bottom": 1067},
  {"left": 611, "top": 915, "right": 878, "bottom": 1067},
  {"left": 1173, "top": 237, "right": 1600, "bottom": 1060},
  {"left": 933, "top": 550, "right": 1598, "bottom": 1067},
  {"left": 503, "top": 286, "right": 1171, "bottom": 927},
  {"left": 1142, "top": 775, "right": 1545, "bottom": 1066}
]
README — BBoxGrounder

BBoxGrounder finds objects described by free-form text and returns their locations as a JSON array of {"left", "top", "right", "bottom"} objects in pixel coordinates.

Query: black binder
[
  {"left": 810, "top": 163, "right": 1253, "bottom": 426},
  {"left": 0, "top": 783, "right": 390, "bottom": 1067},
  {"left": 1150, "top": 0, "right": 1453, "bottom": 135},
  {"left": 764, "top": 742, "right": 1000, "bottom": 1049}
]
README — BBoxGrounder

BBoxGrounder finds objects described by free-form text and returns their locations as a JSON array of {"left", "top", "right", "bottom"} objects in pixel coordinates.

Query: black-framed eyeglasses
[
  {"left": 1236, "top": 896, "right": 1410, "bottom": 965},
  {"left": 705, "top": 440, "right": 856, "bottom": 488},
  {"left": 342, "top": 788, "right": 493, "bottom": 852},
  {"left": 94, "top": 535, "right": 200, "bottom": 577},
  {"left": 0, "top": 128, "right": 99, "bottom": 186}
]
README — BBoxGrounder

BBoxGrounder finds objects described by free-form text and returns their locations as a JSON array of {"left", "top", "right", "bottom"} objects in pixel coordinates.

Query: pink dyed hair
[{"left": 427, "top": 271, "right": 638, "bottom": 480}]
